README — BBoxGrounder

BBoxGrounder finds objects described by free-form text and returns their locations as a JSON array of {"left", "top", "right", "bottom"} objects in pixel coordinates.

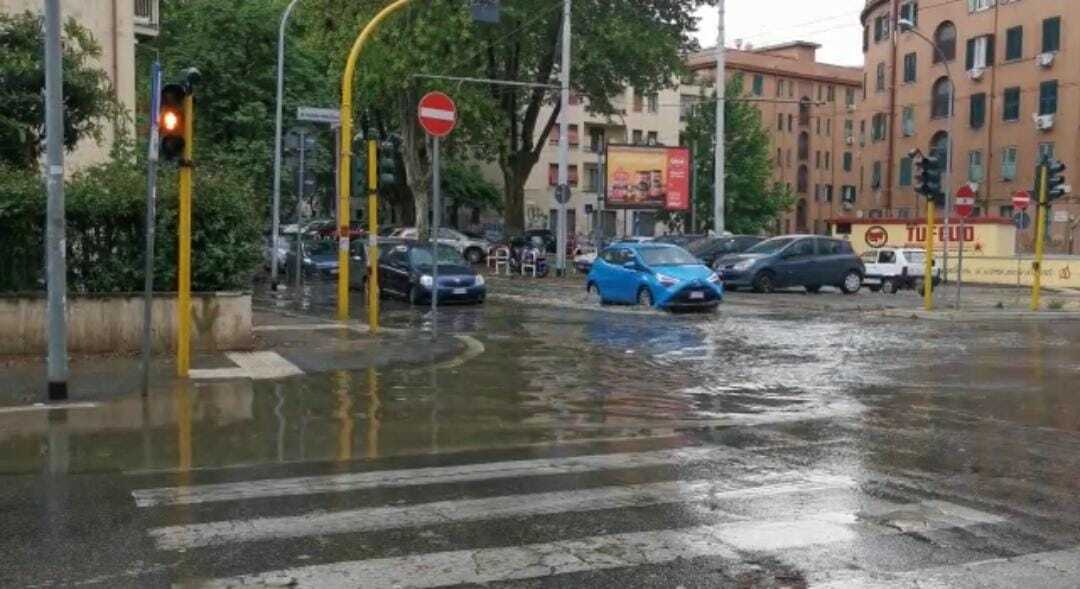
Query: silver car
[{"left": 391, "top": 227, "right": 490, "bottom": 264}]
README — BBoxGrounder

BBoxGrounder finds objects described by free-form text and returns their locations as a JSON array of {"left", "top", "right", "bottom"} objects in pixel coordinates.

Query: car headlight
[
  {"left": 302, "top": 257, "right": 312, "bottom": 265},
  {"left": 656, "top": 273, "right": 679, "bottom": 287},
  {"left": 419, "top": 275, "right": 434, "bottom": 289},
  {"left": 733, "top": 259, "right": 755, "bottom": 271},
  {"left": 707, "top": 272, "right": 721, "bottom": 284},
  {"left": 474, "top": 274, "right": 485, "bottom": 287}
]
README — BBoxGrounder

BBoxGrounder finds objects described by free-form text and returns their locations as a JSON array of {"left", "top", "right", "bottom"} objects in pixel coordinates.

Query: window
[
  {"left": 798, "top": 132, "right": 809, "bottom": 161},
  {"left": 748, "top": 74, "right": 763, "bottom": 97},
  {"left": 787, "top": 149, "right": 792, "bottom": 166},
  {"left": 1003, "top": 87, "right": 1020, "bottom": 121},
  {"left": 965, "top": 35, "right": 995, "bottom": 71},
  {"left": 903, "top": 53, "right": 917, "bottom": 83},
  {"left": 1042, "top": 16, "right": 1061, "bottom": 53},
  {"left": 547, "top": 164, "right": 579, "bottom": 186},
  {"left": 1000, "top": 205, "right": 1015, "bottom": 218},
  {"left": 826, "top": 119, "right": 832, "bottom": 136},
  {"left": 787, "top": 114, "right": 793, "bottom": 132},
  {"left": 775, "top": 78, "right": 784, "bottom": 97},
  {"left": 632, "top": 91, "right": 643, "bottom": 112},
  {"left": 842, "top": 185, "right": 857, "bottom": 203},
  {"left": 799, "top": 98, "right": 810, "bottom": 126},
  {"left": 970, "top": 93, "right": 986, "bottom": 129},
  {"left": 647, "top": 93, "right": 658, "bottom": 113},
  {"left": 900, "top": 1, "right": 918, "bottom": 27},
  {"left": 589, "top": 127, "right": 606, "bottom": 152},
  {"left": 816, "top": 117, "right": 821, "bottom": 135},
  {"left": 843, "top": 152, "right": 853, "bottom": 172},
  {"left": 846, "top": 88, "right": 856, "bottom": 106},
  {"left": 859, "top": 120, "right": 866, "bottom": 146},
  {"left": 934, "top": 22, "right": 957, "bottom": 63},
  {"left": 871, "top": 113, "right": 887, "bottom": 142},
  {"left": 930, "top": 131, "right": 950, "bottom": 170},
  {"left": 548, "top": 124, "right": 579, "bottom": 147},
  {"left": 1039, "top": 142, "right": 1055, "bottom": 162},
  {"left": 899, "top": 156, "right": 913, "bottom": 186},
  {"left": 817, "top": 85, "right": 824, "bottom": 102},
  {"left": 827, "top": 85, "right": 835, "bottom": 102},
  {"left": 585, "top": 164, "right": 600, "bottom": 191},
  {"left": 968, "top": 150, "right": 984, "bottom": 183},
  {"left": 874, "top": 13, "right": 891, "bottom": 43},
  {"left": 679, "top": 95, "right": 697, "bottom": 121},
  {"left": 931, "top": 77, "right": 953, "bottom": 119},
  {"left": 646, "top": 131, "right": 659, "bottom": 146},
  {"left": 1005, "top": 26, "right": 1023, "bottom": 61},
  {"left": 777, "top": 148, "right": 783, "bottom": 167},
  {"left": 825, "top": 152, "right": 831, "bottom": 170},
  {"left": 876, "top": 62, "right": 886, "bottom": 92},
  {"left": 797, "top": 165, "right": 809, "bottom": 193},
  {"left": 844, "top": 119, "right": 853, "bottom": 140},
  {"left": 815, "top": 151, "right": 821, "bottom": 169},
  {"left": 632, "top": 129, "right": 643, "bottom": 144},
  {"left": 863, "top": 25, "right": 870, "bottom": 53},
  {"left": 1001, "top": 146, "right": 1018, "bottom": 181},
  {"left": 788, "top": 80, "right": 794, "bottom": 98},
  {"left": 1039, "top": 80, "right": 1058, "bottom": 115},
  {"left": 969, "top": 0, "right": 993, "bottom": 12},
  {"left": 902, "top": 105, "right": 916, "bottom": 136},
  {"left": 777, "top": 113, "right": 784, "bottom": 131},
  {"left": 825, "top": 184, "right": 834, "bottom": 202},
  {"left": 872, "top": 161, "right": 882, "bottom": 189}
]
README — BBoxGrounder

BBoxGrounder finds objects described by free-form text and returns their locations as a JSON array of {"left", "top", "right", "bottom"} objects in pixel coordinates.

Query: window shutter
[
  {"left": 986, "top": 34, "right": 995, "bottom": 65},
  {"left": 966, "top": 38, "right": 976, "bottom": 70}
]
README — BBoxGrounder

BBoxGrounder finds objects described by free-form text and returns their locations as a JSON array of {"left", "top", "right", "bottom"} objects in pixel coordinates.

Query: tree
[
  {"left": 681, "top": 75, "right": 793, "bottom": 234},
  {"left": 442, "top": 162, "right": 502, "bottom": 229},
  {"left": 0, "top": 11, "right": 119, "bottom": 169}
]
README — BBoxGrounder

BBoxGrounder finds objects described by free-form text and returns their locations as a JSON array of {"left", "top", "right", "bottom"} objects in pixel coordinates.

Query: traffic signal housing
[
  {"left": 352, "top": 138, "right": 369, "bottom": 197},
  {"left": 378, "top": 137, "right": 401, "bottom": 187},
  {"left": 159, "top": 83, "right": 188, "bottom": 161},
  {"left": 1046, "top": 158, "right": 1067, "bottom": 202},
  {"left": 912, "top": 150, "right": 944, "bottom": 205}
]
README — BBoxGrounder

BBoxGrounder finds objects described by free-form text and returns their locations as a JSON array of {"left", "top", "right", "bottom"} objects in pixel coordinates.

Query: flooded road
[{"left": 2, "top": 295, "right": 1080, "bottom": 587}]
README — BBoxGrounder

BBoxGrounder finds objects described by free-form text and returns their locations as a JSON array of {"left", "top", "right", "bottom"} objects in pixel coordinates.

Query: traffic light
[
  {"left": 352, "top": 139, "right": 368, "bottom": 197},
  {"left": 912, "top": 150, "right": 944, "bottom": 205},
  {"left": 1046, "top": 158, "right": 1068, "bottom": 202},
  {"left": 378, "top": 137, "right": 401, "bottom": 186},
  {"left": 159, "top": 83, "right": 188, "bottom": 161}
]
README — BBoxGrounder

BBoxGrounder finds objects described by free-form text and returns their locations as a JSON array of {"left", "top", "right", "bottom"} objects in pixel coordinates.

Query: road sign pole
[
  {"left": 924, "top": 200, "right": 935, "bottom": 311},
  {"left": 141, "top": 61, "right": 162, "bottom": 395},
  {"left": 1032, "top": 165, "right": 1049, "bottom": 311},
  {"left": 431, "top": 136, "right": 440, "bottom": 340},
  {"left": 272, "top": 0, "right": 302, "bottom": 289},
  {"left": 367, "top": 137, "right": 380, "bottom": 333},
  {"left": 555, "top": 0, "right": 571, "bottom": 276},
  {"left": 44, "top": 0, "right": 68, "bottom": 401},
  {"left": 294, "top": 129, "right": 306, "bottom": 294},
  {"left": 177, "top": 93, "right": 194, "bottom": 378},
  {"left": 956, "top": 218, "right": 965, "bottom": 309}
]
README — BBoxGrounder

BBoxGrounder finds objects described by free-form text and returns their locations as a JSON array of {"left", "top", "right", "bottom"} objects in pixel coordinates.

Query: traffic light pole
[
  {"left": 555, "top": 0, "right": 571, "bottom": 277},
  {"left": 367, "top": 138, "right": 379, "bottom": 332},
  {"left": 1031, "top": 164, "right": 1048, "bottom": 311},
  {"left": 923, "top": 200, "right": 936, "bottom": 311},
  {"left": 272, "top": 0, "right": 302, "bottom": 288},
  {"left": 177, "top": 93, "right": 194, "bottom": 377},
  {"left": 44, "top": 0, "right": 68, "bottom": 401}
]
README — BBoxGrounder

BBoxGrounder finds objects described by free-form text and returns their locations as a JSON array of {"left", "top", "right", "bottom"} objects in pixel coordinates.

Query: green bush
[{"left": 0, "top": 158, "right": 261, "bottom": 293}]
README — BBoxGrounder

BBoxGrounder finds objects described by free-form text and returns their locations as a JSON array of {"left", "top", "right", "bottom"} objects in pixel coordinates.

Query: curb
[{"left": 877, "top": 309, "right": 1080, "bottom": 322}]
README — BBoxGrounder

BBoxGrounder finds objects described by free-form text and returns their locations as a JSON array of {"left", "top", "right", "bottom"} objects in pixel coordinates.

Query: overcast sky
[{"left": 694, "top": 1, "right": 866, "bottom": 67}]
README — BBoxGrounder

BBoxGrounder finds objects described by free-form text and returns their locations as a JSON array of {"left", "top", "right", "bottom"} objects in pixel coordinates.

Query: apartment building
[
  {"left": 858, "top": 0, "right": 1079, "bottom": 250},
  {"left": 0, "top": 0, "right": 159, "bottom": 168}
]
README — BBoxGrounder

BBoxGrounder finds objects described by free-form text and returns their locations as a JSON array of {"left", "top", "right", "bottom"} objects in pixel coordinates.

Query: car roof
[{"left": 613, "top": 242, "right": 680, "bottom": 251}]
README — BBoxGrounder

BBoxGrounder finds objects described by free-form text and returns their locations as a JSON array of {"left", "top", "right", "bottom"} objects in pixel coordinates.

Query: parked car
[
  {"left": 715, "top": 235, "right": 864, "bottom": 294},
  {"left": 391, "top": 227, "right": 491, "bottom": 264},
  {"left": 862, "top": 248, "right": 942, "bottom": 294},
  {"left": 284, "top": 239, "right": 340, "bottom": 279},
  {"left": 586, "top": 243, "right": 723, "bottom": 310},
  {"left": 689, "top": 235, "right": 765, "bottom": 268},
  {"left": 375, "top": 240, "right": 486, "bottom": 305},
  {"left": 653, "top": 234, "right": 708, "bottom": 248},
  {"left": 347, "top": 239, "right": 369, "bottom": 290}
]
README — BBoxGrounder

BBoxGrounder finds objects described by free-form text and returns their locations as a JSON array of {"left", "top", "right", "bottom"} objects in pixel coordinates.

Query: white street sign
[
  {"left": 297, "top": 107, "right": 341, "bottom": 126},
  {"left": 1054, "top": 210, "right": 1070, "bottom": 223}
]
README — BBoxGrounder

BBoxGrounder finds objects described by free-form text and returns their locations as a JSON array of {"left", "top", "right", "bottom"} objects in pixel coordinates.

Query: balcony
[{"left": 134, "top": 0, "right": 159, "bottom": 38}]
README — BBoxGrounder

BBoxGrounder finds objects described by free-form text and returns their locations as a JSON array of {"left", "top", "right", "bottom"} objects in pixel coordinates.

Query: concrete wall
[{"left": 0, "top": 293, "right": 252, "bottom": 355}]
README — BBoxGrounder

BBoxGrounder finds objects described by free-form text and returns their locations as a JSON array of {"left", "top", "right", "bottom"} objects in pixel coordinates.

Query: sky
[{"left": 694, "top": 0, "right": 867, "bottom": 67}]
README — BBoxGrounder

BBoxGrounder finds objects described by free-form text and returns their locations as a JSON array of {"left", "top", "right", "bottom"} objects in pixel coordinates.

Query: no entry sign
[
  {"left": 418, "top": 92, "right": 457, "bottom": 138},
  {"left": 954, "top": 184, "right": 976, "bottom": 218},
  {"left": 1012, "top": 190, "right": 1032, "bottom": 211}
]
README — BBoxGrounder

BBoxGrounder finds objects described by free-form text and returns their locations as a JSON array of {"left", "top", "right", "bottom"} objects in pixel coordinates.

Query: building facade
[
  {"left": 0, "top": 0, "right": 158, "bottom": 168},
  {"left": 858, "top": 0, "right": 1079, "bottom": 252}
]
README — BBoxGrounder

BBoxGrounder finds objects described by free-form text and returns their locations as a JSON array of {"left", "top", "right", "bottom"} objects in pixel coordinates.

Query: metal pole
[
  {"left": 141, "top": 61, "right": 162, "bottom": 395},
  {"left": 334, "top": 127, "right": 341, "bottom": 222},
  {"left": 956, "top": 218, "right": 965, "bottom": 309},
  {"left": 555, "top": 0, "right": 571, "bottom": 276},
  {"left": 176, "top": 94, "right": 194, "bottom": 377},
  {"left": 690, "top": 139, "right": 697, "bottom": 233},
  {"left": 924, "top": 201, "right": 936, "bottom": 311},
  {"left": 431, "top": 136, "right": 440, "bottom": 340},
  {"left": 44, "top": 0, "right": 68, "bottom": 401},
  {"left": 1032, "top": 165, "right": 1048, "bottom": 311},
  {"left": 294, "top": 130, "right": 306, "bottom": 294},
  {"left": 942, "top": 65, "right": 954, "bottom": 284},
  {"left": 272, "top": 0, "right": 301, "bottom": 288},
  {"left": 367, "top": 137, "right": 379, "bottom": 332},
  {"left": 595, "top": 149, "right": 604, "bottom": 249},
  {"left": 714, "top": 0, "right": 726, "bottom": 234}
]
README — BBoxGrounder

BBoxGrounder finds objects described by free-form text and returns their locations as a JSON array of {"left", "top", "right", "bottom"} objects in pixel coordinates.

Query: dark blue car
[
  {"left": 586, "top": 243, "right": 723, "bottom": 310},
  {"left": 716, "top": 235, "right": 865, "bottom": 294}
]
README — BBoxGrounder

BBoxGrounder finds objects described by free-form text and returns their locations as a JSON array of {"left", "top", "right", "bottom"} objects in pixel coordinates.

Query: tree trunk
[
  {"left": 501, "top": 165, "right": 526, "bottom": 235},
  {"left": 398, "top": 88, "right": 432, "bottom": 238}
]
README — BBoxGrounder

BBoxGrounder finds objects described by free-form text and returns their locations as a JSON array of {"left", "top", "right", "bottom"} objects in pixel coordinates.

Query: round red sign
[
  {"left": 418, "top": 92, "right": 457, "bottom": 138},
  {"left": 865, "top": 225, "right": 889, "bottom": 248},
  {"left": 1012, "top": 190, "right": 1032, "bottom": 211},
  {"left": 954, "top": 184, "right": 976, "bottom": 218}
]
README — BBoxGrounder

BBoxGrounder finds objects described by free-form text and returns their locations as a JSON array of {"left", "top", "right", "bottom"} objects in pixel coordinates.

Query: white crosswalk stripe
[{"left": 131, "top": 444, "right": 1032, "bottom": 588}]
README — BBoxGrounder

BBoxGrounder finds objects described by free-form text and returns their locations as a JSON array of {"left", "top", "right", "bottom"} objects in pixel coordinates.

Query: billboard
[{"left": 605, "top": 144, "right": 691, "bottom": 211}]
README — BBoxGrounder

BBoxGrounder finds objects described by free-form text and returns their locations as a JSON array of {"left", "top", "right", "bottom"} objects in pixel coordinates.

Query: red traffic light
[
  {"left": 159, "top": 83, "right": 188, "bottom": 161},
  {"left": 162, "top": 109, "right": 180, "bottom": 132}
]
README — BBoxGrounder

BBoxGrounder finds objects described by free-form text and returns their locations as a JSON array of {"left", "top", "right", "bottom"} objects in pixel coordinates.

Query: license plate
[
  {"left": 689, "top": 291, "right": 705, "bottom": 300},
  {"left": 453, "top": 288, "right": 467, "bottom": 295}
]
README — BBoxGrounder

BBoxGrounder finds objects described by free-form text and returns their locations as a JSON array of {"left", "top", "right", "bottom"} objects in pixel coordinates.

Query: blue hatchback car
[{"left": 587, "top": 243, "right": 723, "bottom": 310}]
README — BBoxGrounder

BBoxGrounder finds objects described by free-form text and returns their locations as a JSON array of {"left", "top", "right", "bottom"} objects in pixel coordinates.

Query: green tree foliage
[
  {"left": 680, "top": 75, "right": 793, "bottom": 234},
  {"left": 0, "top": 11, "right": 119, "bottom": 169},
  {"left": 442, "top": 161, "right": 502, "bottom": 229}
]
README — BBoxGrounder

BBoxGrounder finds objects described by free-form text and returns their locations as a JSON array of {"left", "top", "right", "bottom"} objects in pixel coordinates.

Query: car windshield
[
  {"left": 746, "top": 237, "right": 796, "bottom": 255},
  {"left": 305, "top": 241, "right": 336, "bottom": 256},
  {"left": 688, "top": 238, "right": 726, "bottom": 256},
  {"left": 409, "top": 245, "right": 463, "bottom": 266},
  {"left": 638, "top": 247, "right": 699, "bottom": 267},
  {"left": 905, "top": 251, "right": 926, "bottom": 264}
]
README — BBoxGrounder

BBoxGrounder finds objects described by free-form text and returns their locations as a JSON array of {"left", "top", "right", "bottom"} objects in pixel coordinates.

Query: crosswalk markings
[
  {"left": 190, "top": 351, "right": 304, "bottom": 381},
  {"left": 132, "top": 446, "right": 751, "bottom": 507},
  {"left": 149, "top": 473, "right": 855, "bottom": 551}
]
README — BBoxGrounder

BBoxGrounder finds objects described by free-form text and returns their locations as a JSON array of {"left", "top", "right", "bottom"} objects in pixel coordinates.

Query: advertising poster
[{"left": 605, "top": 144, "right": 691, "bottom": 211}]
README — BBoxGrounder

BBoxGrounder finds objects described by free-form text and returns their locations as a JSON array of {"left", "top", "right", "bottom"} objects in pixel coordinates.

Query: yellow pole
[
  {"left": 1031, "top": 165, "right": 1048, "bottom": 311},
  {"left": 367, "top": 138, "right": 380, "bottom": 332},
  {"left": 924, "top": 200, "right": 936, "bottom": 311},
  {"left": 338, "top": 0, "right": 413, "bottom": 325},
  {"left": 177, "top": 94, "right": 194, "bottom": 377}
]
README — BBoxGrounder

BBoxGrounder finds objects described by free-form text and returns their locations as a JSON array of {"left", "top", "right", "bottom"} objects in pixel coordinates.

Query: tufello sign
[{"left": 904, "top": 224, "right": 976, "bottom": 243}]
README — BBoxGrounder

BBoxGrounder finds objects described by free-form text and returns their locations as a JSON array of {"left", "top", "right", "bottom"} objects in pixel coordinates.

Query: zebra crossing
[{"left": 126, "top": 438, "right": 1080, "bottom": 587}]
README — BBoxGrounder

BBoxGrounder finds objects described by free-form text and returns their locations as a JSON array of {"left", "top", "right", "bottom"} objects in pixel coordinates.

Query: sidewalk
[{"left": 0, "top": 307, "right": 467, "bottom": 407}]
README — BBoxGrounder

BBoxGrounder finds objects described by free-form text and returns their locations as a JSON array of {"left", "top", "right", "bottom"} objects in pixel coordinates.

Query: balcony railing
[{"left": 134, "top": 0, "right": 159, "bottom": 37}]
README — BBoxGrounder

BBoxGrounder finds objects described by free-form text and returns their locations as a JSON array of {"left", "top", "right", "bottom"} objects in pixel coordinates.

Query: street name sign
[{"left": 297, "top": 107, "right": 341, "bottom": 126}]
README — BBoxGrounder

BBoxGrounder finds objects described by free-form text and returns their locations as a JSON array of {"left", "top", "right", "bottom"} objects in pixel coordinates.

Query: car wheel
[
  {"left": 465, "top": 247, "right": 484, "bottom": 264},
  {"left": 586, "top": 281, "right": 601, "bottom": 301},
  {"left": 913, "top": 278, "right": 927, "bottom": 295},
  {"left": 867, "top": 285, "right": 882, "bottom": 293},
  {"left": 881, "top": 278, "right": 899, "bottom": 295},
  {"left": 840, "top": 271, "right": 863, "bottom": 295},
  {"left": 751, "top": 271, "right": 776, "bottom": 294},
  {"left": 805, "top": 285, "right": 822, "bottom": 294},
  {"left": 636, "top": 287, "right": 654, "bottom": 307}
]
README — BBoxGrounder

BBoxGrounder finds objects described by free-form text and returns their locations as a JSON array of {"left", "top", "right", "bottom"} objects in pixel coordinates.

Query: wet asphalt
[{"left": 2, "top": 282, "right": 1080, "bottom": 587}]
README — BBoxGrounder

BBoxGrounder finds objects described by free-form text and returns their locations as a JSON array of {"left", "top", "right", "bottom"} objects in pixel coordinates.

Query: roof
[{"left": 686, "top": 46, "right": 862, "bottom": 86}]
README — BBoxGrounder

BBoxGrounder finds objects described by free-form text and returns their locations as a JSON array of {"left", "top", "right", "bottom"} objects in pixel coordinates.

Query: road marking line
[
  {"left": 253, "top": 324, "right": 347, "bottom": 332},
  {"left": 132, "top": 446, "right": 745, "bottom": 507},
  {"left": 148, "top": 474, "right": 855, "bottom": 550},
  {"left": 198, "top": 501, "right": 1004, "bottom": 588},
  {"left": 189, "top": 367, "right": 250, "bottom": 380},
  {"left": 226, "top": 352, "right": 304, "bottom": 380},
  {"left": 0, "top": 402, "right": 99, "bottom": 415}
]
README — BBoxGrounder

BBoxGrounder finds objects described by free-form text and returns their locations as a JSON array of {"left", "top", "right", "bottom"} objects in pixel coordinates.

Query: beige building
[
  {"left": 0, "top": 0, "right": 159, "bottom": 168},
  {"left": 857, "top": 0, "right": 1079, "bottom": 252}
]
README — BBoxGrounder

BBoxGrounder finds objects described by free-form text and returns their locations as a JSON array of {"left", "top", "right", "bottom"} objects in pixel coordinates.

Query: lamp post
[
  {"left": 271, "top": 0, "right": 303, "bottom": 288},
  {"left": 900, "top": 18, "right": 954, "bottom": 287}
]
